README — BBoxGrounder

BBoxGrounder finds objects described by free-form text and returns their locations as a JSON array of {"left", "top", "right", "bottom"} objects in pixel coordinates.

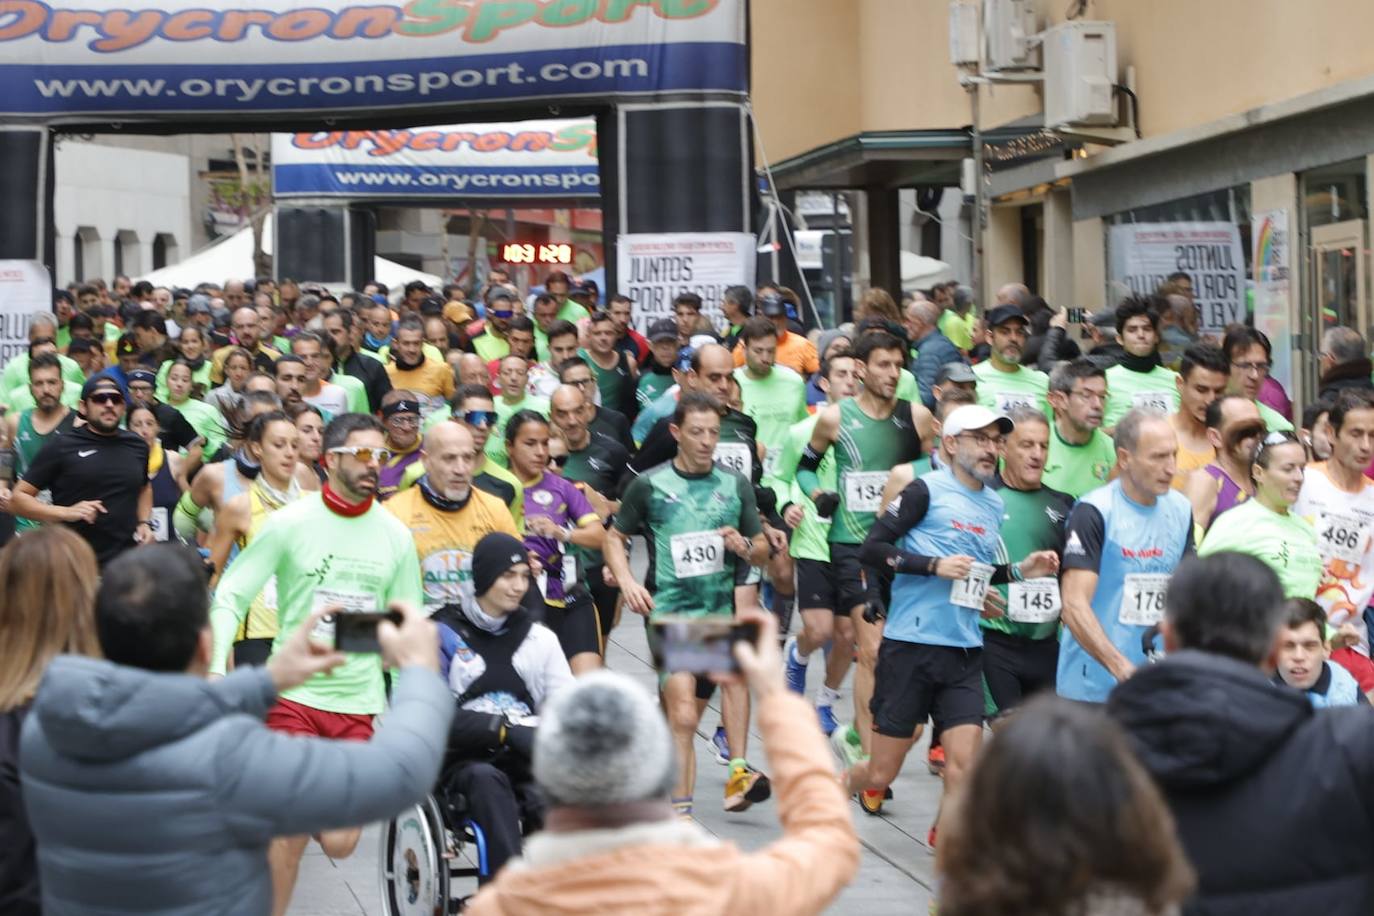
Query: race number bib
[
  {"left": 671, "top": 531, "right": 725, "bottom": 579},
  {"left": 994, "top": 392, "right": 1034, "bottom": 414},
  {"left": 761, "top": 448, "right": 780, "bottom": 480},
  {"left": 1317, "top": 511, "right": 1369, "bottom": 565},
  {"left": 714, "top": 442, "right": 752, "bottom": 477},
  {"left": 843, "top": 471, "right": 888, "bottom": 513},
  {"left": 950, "top": 561, "right": 995, "bottom": 610},
  {"left": 1131, "top": 390, "right": 1172, "bottom": 413},
  {"left": 1119, "top": 573, "right": 1169, "bottom": 626},
  {"left": 1008, "top": 577, "right": 1061, "bottom": 623},
  {"left": 562, "top": 553, "right": 578, "bottom": 586},
  {"left": 148, "top": 506, "right": 169, "bottom": 543},
  {"left": 309, "top": 588, "right": 375, "bottom": 643},
  {"left": 260, "top": 576, "right": 279, "bottom": 612}
]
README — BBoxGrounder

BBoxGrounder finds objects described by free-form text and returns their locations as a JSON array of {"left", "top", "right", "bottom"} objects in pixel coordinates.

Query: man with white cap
[
  {"left": 464, "top": 607, "right": 859, "bottom": 916},
  {"left": 852, "top": 404, "right": 1059, "bottom": 846}
]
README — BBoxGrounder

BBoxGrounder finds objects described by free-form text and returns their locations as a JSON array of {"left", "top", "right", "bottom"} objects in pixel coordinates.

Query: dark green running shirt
[
  {"left": 829, "top": 397, "right": 922, "bottom": 544},
  {"left": 981, "top": 479, "right": 1074, "bottom": 642},
  {"left": 615, "top": 461, "right": 762, "bottom": 617}
]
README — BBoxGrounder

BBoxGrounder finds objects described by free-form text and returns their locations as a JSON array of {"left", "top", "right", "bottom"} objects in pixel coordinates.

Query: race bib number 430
[
  {"left": 671, "top": 531, "right": 725, "bottom": 579},
  {"left": 843, "top": 471, "right": 888, "bottom": 513},
  {"left": 1119, "top": 573, "right": 1169, "bottom": 626}
]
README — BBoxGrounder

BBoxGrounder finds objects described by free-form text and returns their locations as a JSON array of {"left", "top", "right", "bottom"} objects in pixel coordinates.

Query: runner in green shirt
[
  {"left": 1044, "top": 358, "right": 1117, "bottom": 498},
  {"left": 1102, "top": 296, "right": 1181, "bottom": 428},
  {"left": 580, "top": 311, "right": 639, "bottom": 420},
  {"left": 485, "top": 355, "right": 549, "bottom": 466},
  {"left": 972, "top": 305, "right": 1050, "bottom": 416},
  {"left": 5, "top": 353, "right": 76, "bottom": 532},
  {"left": 733, "top": 317, "right": 810, "bottom": 488},
  {"left": 604, "top": 391, "right": 768, "bottom": 817},
  {"left": 1199, "top": 431, "right": 1320, "bottom": 599},
  {"left": 983, "top": 408, "right": 1076, "bottom": 717},
  {"left": 636, "top": 319, "right": 681, "bottom": 412}
]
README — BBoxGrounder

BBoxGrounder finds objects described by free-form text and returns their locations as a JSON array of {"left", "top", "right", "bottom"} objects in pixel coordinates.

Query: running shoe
[
  {"left": 830, "top": 724, "right": 864, "bottom": 770},
  {"left": 711, "top": 726, "right": 730, "bottom": 765},
  {"left": 724, "top": 765, "right": 770, "bottom": 812},
  {"left": 816, "top": 704, "right": 839, "bottom": 736},
  {"left": 859, "top": 789, "right": 885, "bottom": 816},
  {"left": 926, "top": 743, "right": 946, "bottom": 777},
  {"left": 784, "top": 636, "right": 808, "bottom": 695}
]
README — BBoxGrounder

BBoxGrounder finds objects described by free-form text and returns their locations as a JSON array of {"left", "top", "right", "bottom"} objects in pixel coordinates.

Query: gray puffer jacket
[{"left": 20, "top": 657, "right": 453, "bottom": 915}]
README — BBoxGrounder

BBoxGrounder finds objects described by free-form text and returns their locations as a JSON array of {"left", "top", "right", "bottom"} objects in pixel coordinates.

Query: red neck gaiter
[{"left": 321, "top": 481, "right": 373, "bottom": 517}]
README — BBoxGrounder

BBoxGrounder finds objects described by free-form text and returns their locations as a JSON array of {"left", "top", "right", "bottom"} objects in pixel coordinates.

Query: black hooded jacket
[{"left": 1108, "top": 650, "right": 1374, "bottom": 916}]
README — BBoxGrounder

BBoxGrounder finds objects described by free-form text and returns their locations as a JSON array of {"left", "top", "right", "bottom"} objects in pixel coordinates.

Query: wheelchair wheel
[{"left": 379, "top": 798, "right": 451, "bottom": 916}]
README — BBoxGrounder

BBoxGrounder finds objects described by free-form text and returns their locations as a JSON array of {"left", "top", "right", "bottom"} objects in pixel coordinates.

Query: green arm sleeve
[
  {"left": 173, "top": 489, "right": 203, "bottom": 541},
  {"left": 209, "top": 519, "right": 283, "bottom": 675}
]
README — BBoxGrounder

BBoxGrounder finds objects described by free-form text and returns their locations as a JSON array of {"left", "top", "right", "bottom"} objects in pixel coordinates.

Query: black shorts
[
  {"left": 546, "top": 595, "right": 601, "bottom": 659},
  {"left": 829, "top": 543, "right": 870, "bottom": 614},
  {"left": 982, "top": 629, "right": 1059, "bottom": 717},
  {"left": 233, "top": 638, "right": 273, "bottom": 669},
  {"left": 582, "top": 561, "right": 619, "bottom": 645},
  {"left": 870, "top": 640, "right": 984, "bottom": 738},
  {"left": 795, "top": 557, "right": 838, "bottom": 613}
]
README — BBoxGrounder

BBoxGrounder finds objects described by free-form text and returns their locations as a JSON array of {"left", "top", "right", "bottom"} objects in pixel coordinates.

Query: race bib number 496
[{"left": 1317, "top": 511, "right": 1369, "bottom": 565}]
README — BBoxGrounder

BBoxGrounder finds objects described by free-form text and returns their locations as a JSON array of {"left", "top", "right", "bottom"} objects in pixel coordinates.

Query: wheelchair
[{"left": 379, "top": 786, "right": 490, "bottom": 915}]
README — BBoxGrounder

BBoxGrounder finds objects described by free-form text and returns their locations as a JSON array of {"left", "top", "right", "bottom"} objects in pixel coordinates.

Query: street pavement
[{"left": 290, "top": 556, "right": 940, "bottom": 914}]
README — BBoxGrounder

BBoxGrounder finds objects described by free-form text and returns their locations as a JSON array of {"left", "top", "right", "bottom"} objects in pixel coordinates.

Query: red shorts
[
  {"left": 265, "top": 697, "right": 375, "bottom": 742},
  {"left": 1331, "top": 647, "right": 1374, "bottom": 694}
]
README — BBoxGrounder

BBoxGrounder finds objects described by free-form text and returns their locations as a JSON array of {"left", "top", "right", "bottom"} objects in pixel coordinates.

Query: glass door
[{"left": 1310, "top": 220, "right": 1367, "bottom": 391}]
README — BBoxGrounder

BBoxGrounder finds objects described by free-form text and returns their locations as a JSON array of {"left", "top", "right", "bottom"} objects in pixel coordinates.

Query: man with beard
[
  {"left": 10, "top": 375, "right": 153, "bottom": 567},
  {"left": 853, "top": 405, "right": 1058, "bottom": 846},
  {"left": 972, "top": 305, "right": 1050, "bottom": 417},
  {"left": 322, "top": 309, "right": 392, "bottom": 413},
  {"left": 209, "top": 412, "right": 423, "bottom": 916},
  {"left": 1042, "top": 359, "right": 1116, "bottom": 499},
  {"left": 1180, "top": 394, "right": 1265, "bottom": 533},
  {"left": 5, "top": 353, "right": 77, "bottom": 533},
  {"left": 211, "top": 307, "right": 282, "bottom": 383}
]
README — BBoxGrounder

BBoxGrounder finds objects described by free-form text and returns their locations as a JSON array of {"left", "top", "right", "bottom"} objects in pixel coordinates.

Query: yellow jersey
[{"left": 385, "top": 484, "right": 519, "bottom": 613}]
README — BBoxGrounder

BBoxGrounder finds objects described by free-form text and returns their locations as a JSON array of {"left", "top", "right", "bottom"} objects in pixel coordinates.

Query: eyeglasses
[
  {"left": 87, "top": 392, "right": 124, "bottom": 406},
  {"left": 1069, "top": 389, "right": 1107, "bottom": 404},
  {"left": 567, "top": 376, "right": 595, "bottom": 387},
  {"left": 328, "top": 446, "right": 393, "bottom": 464},
  {"left": 1233, "top": 360, "right": 1271, "bottom": 376},
  {"left": 386, "top": 415, "right": 420, "bottom": 428},
  {"left": 957, "top": 431, "right": 1005, "bottom": 447},
  {"left": 461, "top": 410, "right": 499, "bottom": 428}
]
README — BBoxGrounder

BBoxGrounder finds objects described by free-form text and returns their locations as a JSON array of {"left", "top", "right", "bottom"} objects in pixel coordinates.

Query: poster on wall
[
  {"left": 272, "top": 120, "right": 600, "bottom": 200},
  {"left": 617, "top": 232, "right": 755, "bottom": 331},
  {"left": 1108, "top": 221, "right": 1246, "bottom": 333},
  {"left": 1252, "top": 210, "right": 1292, "bottom": 396},
  {"left": 0, "top": 260, "right": 51, "bottom": 368}
]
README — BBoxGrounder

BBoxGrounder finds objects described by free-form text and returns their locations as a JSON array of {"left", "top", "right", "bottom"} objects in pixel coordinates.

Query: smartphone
[
  {"left": 1066, "top": 307, "right": 1088, "bottom": 323},
  {"left": 650, "top": 616, "right": 760, "bottom": 675},
  {"left": 333, "top": 609, "right": 404, "bottom": 654}
]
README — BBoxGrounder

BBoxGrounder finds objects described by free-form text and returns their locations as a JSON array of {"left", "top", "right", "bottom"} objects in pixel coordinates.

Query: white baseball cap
[{"left": 942, "top": 404, "right": 1014, "bottom": 438}]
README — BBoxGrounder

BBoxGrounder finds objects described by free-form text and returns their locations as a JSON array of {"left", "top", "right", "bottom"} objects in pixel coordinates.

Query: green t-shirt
[
  {"left": 1103, "top": 363, "right": 1181, "bottom": 428},
  {"left": 777, "top": 413, "right": 832, "bottom": 563},
  {"left": 636, "top": 369, "right": 675, "bottom": 411},
  {"left": 1199, "top": 498, "right": 1322, "bottom": 599},
  {"left": 1042, "top": 425, "right": 1116, "bottom": 499},
  {"left": 734, "top": 366, "right": 808, "bottom": 484},
  {"left": 557, "top": 301, "right": 592, "bottom": 324},
  {"left": 327, "top": 370, "right": 369, "bottom": 414},
  {"left": 168, "top": 396, "right": 227, "bottom": 456},
  {"left": 982, "top": 483, "right": 1075, "bottom": 643},
  {"left": 973, "top": 360, "right": 1050, "bottom": 417},
  {"left": 485, "top": 393, "right": 550, "bottom": 466},
  {"left": 155, "top": 358, "right": 213, "bottom": 403},
  {"left": 0, "top": 352, "right": 86, "bottom": 398},
  {"left": 1257, "top": 399, "right": 1295, "bottom": 433},
  {"left": 939, "top": 310, "right": 975, "bottom": 351},
  {"left": 615, "top": 461, "right": 762, "bottom": 617},
  {"left": 471, "top": 331, "right": 510, "bottom": 364},
  {"left": 896, "top": 368, "right": 919, "bottom": 403},
  {"left": 582, "top": 348, "right": 636, "bottom": 417},
  {"left": 209, "top": 494, "right": 423, "bottom": 714},
  {"left": 3, "top": 380, "right": 81, "bottom": 413},
  {"left": 827, "top": 397, "right": 922, "bottom": 544}
]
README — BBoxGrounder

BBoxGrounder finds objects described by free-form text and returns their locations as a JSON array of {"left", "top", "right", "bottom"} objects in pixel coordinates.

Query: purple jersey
[
  {"left": 1203, "top": 463, "right": 1249, "bottom": 528},
  {"left": 377, "top": 448, "right": 422, "bottom": 500},
  {"left": 523, "top": 471, "right": 597, "bottom": 604}
]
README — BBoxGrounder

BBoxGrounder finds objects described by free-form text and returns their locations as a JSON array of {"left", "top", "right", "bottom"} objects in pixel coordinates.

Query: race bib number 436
[{"left": 714, "top": 442, "right": 752, "bottom": 478}]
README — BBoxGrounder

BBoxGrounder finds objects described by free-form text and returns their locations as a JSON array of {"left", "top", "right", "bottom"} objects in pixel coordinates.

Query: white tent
[{"left": 139, "top": 219, "right": 441, "bottom": 295}]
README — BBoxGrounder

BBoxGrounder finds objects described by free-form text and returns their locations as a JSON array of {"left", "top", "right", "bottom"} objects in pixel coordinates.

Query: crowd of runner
[{"left": 2, "top": 268, "right": 1373, "bottom": 915}]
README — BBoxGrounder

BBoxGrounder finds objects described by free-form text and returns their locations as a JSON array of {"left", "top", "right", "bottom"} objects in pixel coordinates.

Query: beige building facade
[{"left": 751, "top": 0, "right": 1374, "bottom": 406}]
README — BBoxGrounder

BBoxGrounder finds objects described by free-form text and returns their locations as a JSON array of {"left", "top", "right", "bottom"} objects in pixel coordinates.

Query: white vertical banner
[
  {"left": 1108, "top": 221, "right": 1246, "bottom": 333},
  {"left": 0, "top": 260, "right": 52, "bottom": 368},
  {"left": 1252, "top": 210, "right": 1293, "bottom": 396},
  {"left": 617, "top": 232, "right": 756, "bottom": 331}
]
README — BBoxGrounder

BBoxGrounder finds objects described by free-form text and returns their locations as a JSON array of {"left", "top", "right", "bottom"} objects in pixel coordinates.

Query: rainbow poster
[{"left": 1252, "top": 209, "right": 1292, "bottom": 395}]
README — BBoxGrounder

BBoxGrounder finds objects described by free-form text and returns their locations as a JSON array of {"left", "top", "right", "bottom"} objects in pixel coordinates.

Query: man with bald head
[
  {"left": 211, "top": 306, "right": 282, "bottom": 383},
  {"left": 454, "top": 352, "right": 490, "bottom": 389},
  {"left": 385, "top": 421, "right": 521, "bottom": 614},
  {"left": 223, "top": 279, "right": 249, "bottom": 311},
  {"left": 996, "top": 282, "right": 1031, "bottom": 307},
  {"left": 550, "top": 383, "right": 632, "bottom": 640},
  {"left": 906, "top": 299, "right": 965, "bottom": 410}
]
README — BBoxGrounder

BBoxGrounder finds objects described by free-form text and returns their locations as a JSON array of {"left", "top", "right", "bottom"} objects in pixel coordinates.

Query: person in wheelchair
[{"left": 434, "top": 531, "right": 575, "bottom": 883}]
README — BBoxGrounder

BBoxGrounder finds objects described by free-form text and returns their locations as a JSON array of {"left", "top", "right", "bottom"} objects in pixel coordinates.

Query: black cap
[
  {"left": 985, "top": 305, "right": 1028, "bottom": 329},
  {"left": 759, "top": 294, "right": 787, "bottom": 317},
  {"left": 648, "top": 318, "right": 678, "bottom": 342},
  {"left": 935, "top": 361, "right": 977, "bottom": 385},
  {"left": 472, "top": 532, "right": 529, "bottom": 596},
  {"left": 81, "top": 374, "right": 125, "bottom": 402}
]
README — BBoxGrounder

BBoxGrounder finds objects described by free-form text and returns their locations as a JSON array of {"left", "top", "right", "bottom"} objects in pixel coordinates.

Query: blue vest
[
  {"left": 1310, "top": 661, "right": 1362, "bottom": 709},
  {"left": 1057, "top": 480, "right": 1192, "bottom": 702},
  {"left": 886, "top": 468, "right": 1005, "bottom": 648}
]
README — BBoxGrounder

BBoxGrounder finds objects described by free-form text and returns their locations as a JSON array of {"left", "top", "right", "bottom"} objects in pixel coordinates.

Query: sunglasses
[
  {"left": 461, "top": 410, "right": 499, "bottom": 428},
  {"left": 549, "top": 453, "right": 570, "bottom": 468},
  {"left": 87, "top": 392, "right": 125, "bottom": 406},
  {"left": 328, "top": 445, "right": 393, "bottom": 464},
  {"left": 491, "top": 309, "right": 514, "bottom": 320}
]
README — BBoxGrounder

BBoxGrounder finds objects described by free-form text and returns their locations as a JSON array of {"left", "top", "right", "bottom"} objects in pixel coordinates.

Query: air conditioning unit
[
  {"left": 1043, "top": 21, "right": 1118, "bottom": 128},
  {"left": 982, "top": 0, "right": 1039, "bottom": 71},
  {"left": 949, "top": 1, "right": 980, "bottom": 66}
]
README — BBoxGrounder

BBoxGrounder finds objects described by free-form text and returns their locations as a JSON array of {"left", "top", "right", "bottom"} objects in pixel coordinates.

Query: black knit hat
[{"left": 472, "top": 532, "right": 528, "bottom": 596}]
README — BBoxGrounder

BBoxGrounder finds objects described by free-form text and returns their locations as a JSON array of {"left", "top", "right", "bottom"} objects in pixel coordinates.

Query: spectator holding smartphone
[{"left": 465, "top": 607, "right": 859, "bottom": 916}]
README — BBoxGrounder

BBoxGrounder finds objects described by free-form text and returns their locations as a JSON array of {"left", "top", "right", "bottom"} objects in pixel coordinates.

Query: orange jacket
[
  {"left": 732, "top": 331, "right": 819, "bottom": 377},
  {"left": 465, "top": 691, "right": 859, "bottom": 916}
]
